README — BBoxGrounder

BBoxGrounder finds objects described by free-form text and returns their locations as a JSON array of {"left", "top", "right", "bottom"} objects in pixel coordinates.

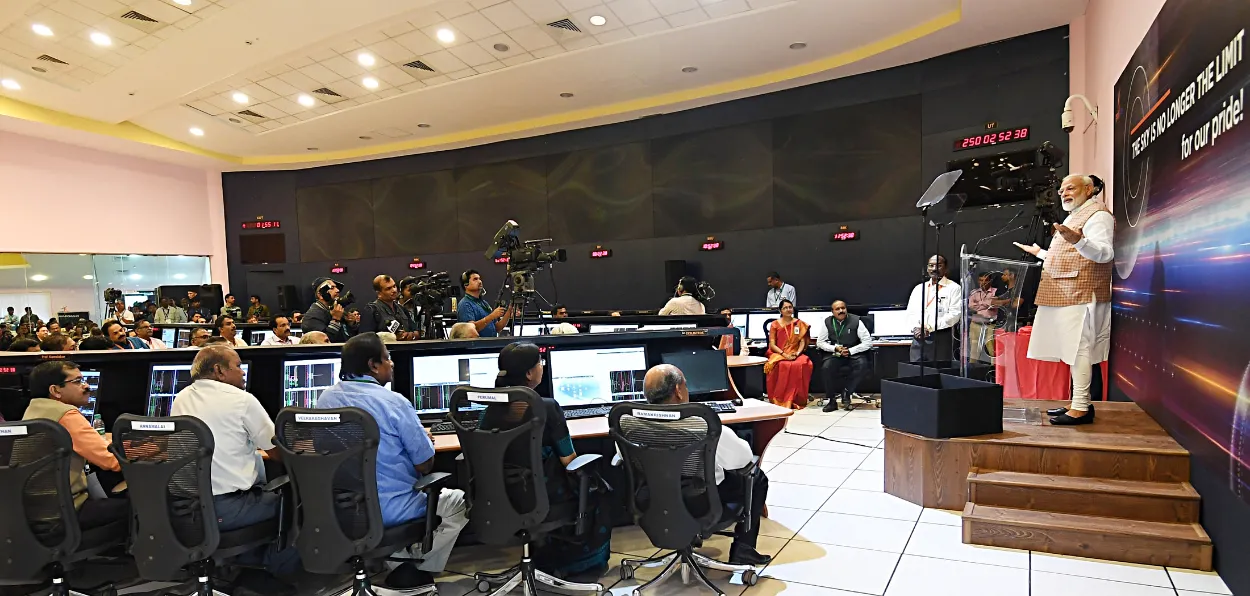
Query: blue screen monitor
[
  {"left": 410, "top": 353, "right": 498, "bottom": 414},
  {"left": 548, "top": 346, "right": 648, "bottom": 406},
  {"left": 147, "top": 362, "right": 250, "bottom": 417}
]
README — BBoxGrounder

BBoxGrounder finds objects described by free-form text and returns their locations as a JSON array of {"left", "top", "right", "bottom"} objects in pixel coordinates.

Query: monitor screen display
[
  {"left": 548, "top": 346, "right": 647, "bottom": 406},
  {"left": 282, "top": 358, "right": 340, "bottom": 409},
  {"left": 79, "top": 370, "right": 101, "bottom": 425},
  {"left": 517, "top": 324, "right": 549, "bottom": 337},
  {"left": 746, "top": 313, "right": 774, "bottom": 340},
  {"left": 175, "top": 329, "right": 192, "bottom": 348},
  {"left": 148, "top": 363, "right": 250, "bottom": 417},
  {"left": 796, "top": 311, "right": 829, "bottom": 332},
  {"left": 636, "top": 324, "right": 695, "bottom": 331},
  {"left": 869, "top": 309, "right": 913, "bottom": 337},
  {"left": 160, "top": 328, "right": 176, "bottom": 346},
  {"left": 589, "top": 324, "right": 639, "bottom": 334},
  {"left": 410, "top": 353, "right": 498, "bottom": 414},
  {"left": 659, "top": 350, "right": 729, "bottom": 395}
]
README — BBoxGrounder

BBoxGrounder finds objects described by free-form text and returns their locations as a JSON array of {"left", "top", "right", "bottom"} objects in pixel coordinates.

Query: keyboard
[
  {"left": 706, "top": 401, "right": 737, "bottom": 414},
  {"left": 564, "top": 405, "right": 615, "bottom": 420},
  {"left": 429, "top": 419, "right": 477, "bottom": 435}
]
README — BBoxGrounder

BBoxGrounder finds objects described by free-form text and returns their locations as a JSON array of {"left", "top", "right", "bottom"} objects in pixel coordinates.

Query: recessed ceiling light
[
  {"left": 90, "top": 31, "right": 112, "bottom": 46},
  {"left": 436, "top": 28, "right": 455, "bottom": 43},
  {"left": 189, "top": 127, "right": 204, "bottom": 136},
  {"left": 32, "top": 23, "right": 53, "bottom": 37},
  {"left": 307, "top": 147, "right": 318, "bottom": 151},
  {"left": 357, "top": 53, "right": 376, "bottom": 67},
  {"left": 362, "top": 76, "right": 379, "bottom": 89},
  {"left": 1, "top": 79, "right": 20, "bottom": 91},
  {"left": 129, "top": 273, "right": 142, "bottom": 280},
  {"left": 31, "top": 66, "right": 46, "bottom": 73},
  {"left": 30, "top": 274, "right": 48, "bottom": 282},
  {"left": 173, "top": 0, "right": 192, "bottom": 5},
  {"left": 681, "top": 66, "right": 698, "bottom": 73},
  {"left": 359, "top": 135, "right": 372, "bottom": 140},
  {"left": 416, "top": 123, "right": 430, "bottom": 128},
  {"left": 559, "top": 92, "right": 574, "bottom": 98},
  {"left": 493, "top": 43, "right": 510, "bottom": 52},
  {"left": 173, "top": 273, "right": 186, "bottom": 280},
  {"left": 231, "top": 91, "right": 248, "bottom": 104},
  {"left": 228, "top": 117, "right": 242, "bottom": 123},
  {"left": 82, "top": 275, "right": 94, "bottom": 280},
  {"left": 589, "top": 15, "right": 607, "bottom": 26},
  {"left": 789, "top": 42, "right": 807, "bottom": 50},
  {"left": 297, "top": 93, "right": 315, "bottom": 107}
]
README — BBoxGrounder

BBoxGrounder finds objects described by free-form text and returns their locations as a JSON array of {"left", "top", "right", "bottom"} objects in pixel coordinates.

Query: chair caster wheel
[
  {"left": 742, "top": 570, "right": 759, "bottom": 586},
  {"left": 620, "top": 565, "right": 634, "bottom": 580},
  {"left": 631, "top": 590, "right": 642, "bottom": 596},
  {"left": 476, "top": 579, "right": 492, "bottom": 593}
]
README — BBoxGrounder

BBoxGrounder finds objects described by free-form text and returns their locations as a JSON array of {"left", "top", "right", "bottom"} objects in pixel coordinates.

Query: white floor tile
[
  {"left": 1031, "top": 552, "right": 1172, "bottom": 587},
  {"left": 759, "top": 505, "right": 816, "bottom": 539},
  {"left": 838, "top": 469, "right": 884, "bottom": 492},
  {"left": 792, "top": 511, "right": 915, "bottom": 553},
  {"left": 744, "top": 577, "right": 876, "bottom": 596},
  {"left": 819, "top": 488, "right": 922, "bottom": 521},
  {"left": 766, "top": 432, "right": 813, "bottom": 449},
  {"left": 857, "top": 450, "right": 885, "bottom": 471},
  {"left": 833, "top": 417, "right": 885, "bottom": 429},
  {"left": 917, "top": 508, "right": 962, "bottom": 526},
  {"left": 766, "top": 482, "right": 836, "bottom": 510},
  {"left": 766, "top": 463, "right": 853, "bottom": 488},
  {"left": 761, "top": 446, "right": 797, "bottom": 466},
  {"left": 763, "top": 540, "right": 901, "bottom": 594},
  {"left": 795, "top": 437, "right": 874, "bottom": 455},
  {"left": 1168, "top": 568, "right": 1233, "bottom": 594},
  {"left": 1031, "top": 571, "right": 1177, "bottom": 596},
  {"left": 780, "top": 448, "right": 865, "bottom": 469},
  {"left": 884, "top": 555, "right": 1028, "bottom": 596},
  {"left": 903, "top": 522, "right": 1028, "bottom": 569},
  {"left": 819, "top": 426, "right": 885, "bottom": 446},
  {"left": 786, "top": 423, "right": 835, "bottom": 437}
]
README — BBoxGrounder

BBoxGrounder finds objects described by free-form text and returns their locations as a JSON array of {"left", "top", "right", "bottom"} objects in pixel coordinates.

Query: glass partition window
[
  {"left": 959, "top": 245, "right": 1040, "bottom": 394},
  {"left": 0, "top": 253, "right": 211, "bottom": 326}
]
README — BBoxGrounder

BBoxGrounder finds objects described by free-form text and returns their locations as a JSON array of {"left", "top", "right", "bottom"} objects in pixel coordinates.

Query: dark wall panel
[
  {"left": 652, "top": 122, "right": 773, "bottom": 236},
  {"left": 295, "top": 182, "right": 374, "bottom": 262},
  {"left": 774, "top": 95, "right": 923, "bottom": 225},
  {"left": 373, "top": 171, "right": 458, "bottom": 256},
  {"left": 455, "top": 158, "right": 547, "bottom": 252},
  {"left": 547, "top": 143, "right": 654, "bottom": 244}
]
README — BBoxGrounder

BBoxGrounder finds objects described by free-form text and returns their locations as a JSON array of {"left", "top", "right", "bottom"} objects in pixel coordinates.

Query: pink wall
[
  {"left": 0, "top": 131, "right": 229, "bottom": 289},
  {"left": 1068, "top": 0, "right": 1168, "bottom": 195}
]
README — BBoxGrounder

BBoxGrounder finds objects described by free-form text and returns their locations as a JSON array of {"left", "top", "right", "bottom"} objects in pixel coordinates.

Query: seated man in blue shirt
[
  {"left": 456, "top": 269, "right": 512, "bottom": 338},
  {"left": 315, "top": 333, "right": 467, "bottom": 589}
]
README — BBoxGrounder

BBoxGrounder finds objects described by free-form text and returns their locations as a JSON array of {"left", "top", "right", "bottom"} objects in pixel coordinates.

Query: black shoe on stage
[
  {"left": 1050, "top": 411, "right": 1094, "bottom": 425},
  {"left": 1046, "top": 407, "right": 1068, "bottom": 416},
  {"left": 728, "top": 545, "right": 773, "bottom": 566}
]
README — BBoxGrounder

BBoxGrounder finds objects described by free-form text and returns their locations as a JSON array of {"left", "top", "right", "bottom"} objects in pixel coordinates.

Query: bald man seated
[{"left": 642, "top": 365, "right": 772, "bottom": 566}]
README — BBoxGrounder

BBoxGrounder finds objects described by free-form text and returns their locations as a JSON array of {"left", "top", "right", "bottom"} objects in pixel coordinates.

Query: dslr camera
[{"left": 318, "top": 279, "right": 356, "bottom": 308}]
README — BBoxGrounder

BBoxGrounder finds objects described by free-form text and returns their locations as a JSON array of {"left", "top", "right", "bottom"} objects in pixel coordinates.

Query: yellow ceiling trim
[{"left": 0, "top": 96, "right": 240, "bottom": 164}]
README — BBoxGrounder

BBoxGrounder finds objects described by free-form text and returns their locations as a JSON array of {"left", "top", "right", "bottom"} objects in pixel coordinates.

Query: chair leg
[
  {"left": 620, "top": 551, "right": 677, "bottom": 576},
  {"left": 626, "top": 552, "right": 681, "bottom": 596},
  {"left": 687, "top": 551, "right": 756, "bottom": 574},
  {"left": 533, "top": 568, "right": 603, "bottom": 593},
  {"left": 681, "top": 552, "right": 724, "bottom": 596},
  {"left": 483, "top": 568, "right": 523, "bottom": 596}
]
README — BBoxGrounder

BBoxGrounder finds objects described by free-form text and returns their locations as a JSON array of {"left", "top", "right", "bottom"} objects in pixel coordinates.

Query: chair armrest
[
  {"left": 416, "top": 472, "right": 452, "bottom": 554},
  {"left": 566, "top": 453, "right": 601, "bottom": 473},
  {"left": 723, "top": 457, "right": 760, "bottom": 534},
  {"left": 611, "top": 453, "right": 623, "bottom": 467},
  {"left": 413, "top": 472, "right": 451, "bottom": 493},
  {"left": 262, "top": 475, "right": 290, "bottom": 492}
]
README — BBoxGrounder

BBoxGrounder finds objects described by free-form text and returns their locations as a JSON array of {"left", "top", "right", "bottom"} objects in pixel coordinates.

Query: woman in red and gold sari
[{"left": 764, "top": 300, "right": 813, "bottom": 409}]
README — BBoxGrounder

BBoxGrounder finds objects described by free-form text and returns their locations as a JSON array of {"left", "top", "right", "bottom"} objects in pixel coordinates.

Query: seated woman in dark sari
[{"left": 478, "top": 342, "right": 612, "bottom": 580}]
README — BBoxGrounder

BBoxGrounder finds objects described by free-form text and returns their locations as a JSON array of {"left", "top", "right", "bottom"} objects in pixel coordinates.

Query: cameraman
[
  {"left": 361, "top": 275, "right": 419, "bottom": 340},
  {"left": 457, "top": 270, "right": 512, "bottom": 338},
  {"left": 659, "top": 276, "right": 706, "bottom": 315},
  {"left": 302, "top": 278, "right": 353, "bottom": 343}
]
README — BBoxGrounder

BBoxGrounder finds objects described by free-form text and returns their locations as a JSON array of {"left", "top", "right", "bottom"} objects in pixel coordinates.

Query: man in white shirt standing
[
  {"left": 111, "top": 300, "right": 134, "bottom": 325},
  {"left": 261, "top": 316, "right": 295, "bottom": 346},
  {"left": 905, "top": 255, "right": 962, "bottom": 364},
  {"left": 215, "top": 315, "right": 248, "bottom": 348},
  {"left": 815, "top": 300, "right": 874, "bottom": 412},
  {"left": 642, "top": 364, "right": 770, "bottom": 566},
  {"left": 764, "top": 272, "right": 797, "bottom": 308},
  {"left": 1014, "top": 174, "right": 1113, "bottom": 425}
]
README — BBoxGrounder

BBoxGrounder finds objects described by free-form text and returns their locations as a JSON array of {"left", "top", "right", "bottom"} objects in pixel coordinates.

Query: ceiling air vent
[
  {"left": 37, "top": 54, "right": 69, "bottom": 65},
  {"left": 235, "top": 109, "right": 269, "bottom": 124},
  {"left": 238, "top": 109, "right": 265, "bottom": 118},
  {"left": 312, "top": 87, "right": 342, "bottom": 97},
  {"left": 547, "top": 19, "right": 581, "bottom": 33},
  {"left": 120, "top": 10, "right": 158, "bottom": 22},
  {"left": 310, "top": 86, "right": 347, "bottom": 104},
  {"left": 403, "top": 60, "right": 434, "bottom": 72},
  {"left": 108, "top": 8, "right": 168, "bottom": 33}
]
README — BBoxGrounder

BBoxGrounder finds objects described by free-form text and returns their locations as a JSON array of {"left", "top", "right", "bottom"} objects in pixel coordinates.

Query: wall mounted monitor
[
  {"left": 659, "top": 350, "right": 729, "bottom": 396},
  {"left": 548, "top": 346, "right": 648, "bottom": 407},
  {"left": 147, "top": 362, "right": 250, "bottom": 417},
  {"left": 282, "top": 357, "right": 340, "bottom": 409},
  {"left": 410, "top": 353, "right": 498, "bottom": 415}
]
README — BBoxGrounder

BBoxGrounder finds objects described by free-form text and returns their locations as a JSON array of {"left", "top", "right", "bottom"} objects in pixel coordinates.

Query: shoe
[
  {"left": 822, "top": 400, "right": 838, "bottom": 413},
  {"left": 1046, "top": 407, "right": 1068, "bottom": 416},
  {"left": 1049, "top": 411, "right": 1094, "bottom": 425},
  {"left": 728, "top": 545, "right": 773, "bottom": 566},
  {"left": 233, "top": 569, "right": 296, "bottom": 596},
  {"left": 386, "top": 562, "right": 435, "bottom": 590},
  {"left": 841, "top": 399, "right": 855, "bottom": 412}
]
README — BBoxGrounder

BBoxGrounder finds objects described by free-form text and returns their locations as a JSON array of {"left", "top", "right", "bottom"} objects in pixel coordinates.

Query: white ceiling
[{"left": 0, "top": 0, "right": 1088, "bottom": 168}]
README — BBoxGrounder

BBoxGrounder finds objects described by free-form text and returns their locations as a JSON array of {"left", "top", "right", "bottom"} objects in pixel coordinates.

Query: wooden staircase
[{"left": 963, "top": 465, "right": 1213, "bottom": 569}]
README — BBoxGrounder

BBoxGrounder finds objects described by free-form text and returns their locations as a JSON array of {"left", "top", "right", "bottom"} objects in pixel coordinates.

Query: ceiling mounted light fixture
[
  {"left": 417, "top": 123, "right": 431, "bottom": 128},
  {"left": 681, "top": 66, "right": 698, "bottom": 73},
  {"left": 493, "top": 43, "right": 510, "bottom": 52},
  {"left": 559, "top": 92, "right": 574, "bottom": 98},
  {"left": 357, "top": 53, "right": 376, "bottom": 67},
  {"left": 129, "top": 273, "right": 142, "bottom": 280},
  {"left": 307, "top": 147, "right": 318, "bottom": 151},
  {"left": 362, "top": 76, "right": 379, "bottom": 89},
  {"left": 789, "top": 42, "right": 807, "bottom": 50},
  {"left": 589, "top": 15, "right": 607, "bottom": 26},
  {"left": 30, "top": 274, "right": 48, "bottom": 282},
  {"left": 189, "top": 127, "right": 204, "bottom": 136},
  {"left": 231, "top": 91, "right": 248, "bottom": 104},
  {"left": 436, "top": 28, "right": 455, "bottom": 43},
  {"left": 173, "top": 0, "right": 192, "bottom": 5},
  {"left": 173, "top": 273, "right": 186, "bottom": 280},
  {"left": 1, "top": 79, "right": 20, "bottom": 91},
  {"left": 297, "top": 93, "right": 316, "bottom": 107},
  {"left": 82, "top": 275, "right": 94, "bottom": 280},
  {"left": 32, "top": 23, "right": 53, "bottom": 36},
  {"left": 90, "top": 31, "right": 112, "bottom": 46},
  {"left": 359, "top": 135, "right": 372, "bottom": 140}
]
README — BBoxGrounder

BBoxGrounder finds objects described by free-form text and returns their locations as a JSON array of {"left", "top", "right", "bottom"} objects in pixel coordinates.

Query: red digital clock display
[
  {"left": 493, "top": 256, "right": 510, "bottom": 264},
  {"left": 241, "top": 220, "right": 281, "bottom": 230},
  {"left": 953, "top": 127, "right": 1030, "bottom": 150},
  {"left": 830, "top": 231, "right": 859, "bottom": 241},
  {"left": 408, "top": 261, "right": 426, "bottom": 270},
  {"left": 700, "top": 241, "right": 724, "bottom": 251},
  {"left": 330, "top": 265, "right": 347, "bottom": 274},
  {"left": 590, "top": 249, "right": 612, "bottom": 259},
  {"left": 0, "top": 366, "right": 16, "bottom": 374}
]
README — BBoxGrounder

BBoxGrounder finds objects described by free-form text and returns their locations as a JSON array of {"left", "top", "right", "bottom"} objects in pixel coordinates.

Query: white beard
[{"left": 1061, "top": 196, "right": 1088, "bottom": 213}]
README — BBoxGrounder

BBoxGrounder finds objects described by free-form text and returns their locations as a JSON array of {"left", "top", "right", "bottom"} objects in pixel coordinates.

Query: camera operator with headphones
[
  {"left": 360, "top": 275, "right": 420, "bottom": 340},
  {"left": 456, "top": 270, "right": 512, "bottom": 338},
  {"left": 302, "top": 277, "right": 355, "bottom": 343},
  {"left": 659, "top": 276, "right": 707, "bottom": 315}
]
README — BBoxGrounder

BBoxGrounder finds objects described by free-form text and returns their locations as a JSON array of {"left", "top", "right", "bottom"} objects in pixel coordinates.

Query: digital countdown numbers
[
  {"left": 330, "top": 265, "right": 347, "bottom": 274},
  {"left": 493, "top": 256, "right": 510, "bottom": 264},
  {"left": 952, "top": 126, "right": 1031, "bottom": 151},
  {"left": 590, "top": 248, "right": 612, "bottom": 259},
  {"left": 241, "top": 220, "right": 281, "bottom": 230},
  {"left": 408, "top": 260, "right": 426, "bottom": 270},
  {"left": 830, "top": 230, "right": 859, "bottom": 241},
  {"left": 699, "top": 240, "right": 724, "bottom": 251}
]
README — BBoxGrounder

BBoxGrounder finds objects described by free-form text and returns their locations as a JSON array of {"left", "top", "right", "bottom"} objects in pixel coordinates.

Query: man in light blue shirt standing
[
  {"left": 765, "top": 272, "right": 797, "bottom": 308},
  {"left": 314, "top": 333, "right": 466, "bottom": 590}
]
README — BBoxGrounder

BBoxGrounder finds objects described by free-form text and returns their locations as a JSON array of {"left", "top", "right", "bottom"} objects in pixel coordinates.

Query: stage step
[
  {"left": 967, "top": 469, "right": 1200, "bottom": 523},
  {"left": 962, "top": 503, "right": 1213, "bottom": 570}
]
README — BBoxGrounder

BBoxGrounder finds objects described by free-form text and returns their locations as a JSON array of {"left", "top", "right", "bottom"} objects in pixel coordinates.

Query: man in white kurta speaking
[{"left": 1014, "top": 174, "right": 1112, "bottom": 425}]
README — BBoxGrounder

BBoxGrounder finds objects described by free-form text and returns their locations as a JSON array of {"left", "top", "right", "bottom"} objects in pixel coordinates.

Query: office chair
[
  {"left": 274, "top": 407, "right": 450, "bottom": 596},
  {"left": 111, "top": 415, "right": 285, "bottom": 596},
  {"left": 0, "top": 419, "right": 128, "bottom": 596},
  {"left": 609, "top": 403, "right": 761, "bottom": 596},
  {"left": 449, "top": 386, "right": 606, "bottom": 596},
  {"left": 854, "top": 314, "right": 878, "bottom": 408}
]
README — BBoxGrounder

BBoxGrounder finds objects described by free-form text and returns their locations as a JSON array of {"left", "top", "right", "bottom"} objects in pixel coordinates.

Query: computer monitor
[
  {"left": 79, "top": 369, "right": 101, "bottom": 425},
  {"left": 147, "top": 362, "right": 251, "bottom": 417},
  {"left": 746, "top": 313, "right": 773, "bottom": 340},
  {"left": 636, "top": 324, "right": 695, "bottom": 331},
  {"left": 251, "top": 329, "right": 305, "bottom": 345},
  {"left": 160, "top": 328, "right": 176, "bottom": 346},
  {"left": 410, "top": 353, "right": 498, "bottom": 414},
  {"left": 660, "top": 350, "right": 729, "bottom": 395},
  {"left": 797, "top": 311, "right": 829, "bottom": 331},
  {"left": 282, "top": 357, "right": 340, "bottom": 409},
  {"left": 869, "top": 309, "right": 913, "bottom": 337},
  {"left": 589, "top": 324, "right": 639, "bottom": 334},
  {"left": 548, "top": 346, "right": 648, "bottom": 406},
  {"left": 517, "top": 324, "right": 549, "bottom": 337},
  {"left": 175, "top": 329, "right": 192, "bottom": 348}
]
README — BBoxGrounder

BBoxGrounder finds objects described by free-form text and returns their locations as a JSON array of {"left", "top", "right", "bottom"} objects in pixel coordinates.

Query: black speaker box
[
  {"left": 881, "top": 374, "right": 1003, "bottom": 438},
  {"left": 664, "top": 260, "right": 686, "bottom": 293},
  {"left": 277, "top": 285, "right": 301, "bottom": 313}
]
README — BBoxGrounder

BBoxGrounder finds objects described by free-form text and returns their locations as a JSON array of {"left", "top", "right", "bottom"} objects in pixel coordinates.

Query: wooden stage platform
[{"left": 884, "top": 399, "right": 1213, "bottom": 570}]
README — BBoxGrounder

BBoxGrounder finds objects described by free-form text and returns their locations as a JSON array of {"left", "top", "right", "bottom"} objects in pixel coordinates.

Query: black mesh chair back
[
  {"left": 609, "top": 402, "right": 722, "bottom": 550},
  {"left": 111, "top": 415, "right": 218, "bottom": 581},
  {"left": 0, "top": 419, "right": 80, "bottom": 582},
  {"left": 449, "top": 386, "right": 548, "bottom": 545},
  {"left": 274, "top": 407, "right": 384, "bottom": 574}
]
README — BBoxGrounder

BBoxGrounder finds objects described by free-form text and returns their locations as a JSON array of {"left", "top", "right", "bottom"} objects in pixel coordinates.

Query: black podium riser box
[{"left": 881, "top": 374, "right": 1003, "bottom": 439}]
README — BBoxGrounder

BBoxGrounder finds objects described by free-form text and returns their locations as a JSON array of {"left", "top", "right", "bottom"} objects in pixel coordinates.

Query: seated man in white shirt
[
  {"left": 641, "top": 364, "right": 771, "bottom": 566},
  {"left": 815, "top": 300, "right": 874, "bottom": 412},
  {"left": 261, "top": 316, "right": 296, "bottom": 345},
  {"left": 133, "top": 319, "right": 167, "bottom": 349},
  {"left": 905, "top": 255, "right": 962, "bottom": 363},
  {"left": 169, "top": 345, "right": 295, "bottom": 595},
  {"left": 215, "top": 315, "right": 248, "bottom": 348}
]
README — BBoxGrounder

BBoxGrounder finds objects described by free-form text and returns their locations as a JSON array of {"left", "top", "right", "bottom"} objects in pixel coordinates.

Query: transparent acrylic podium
[{"left": 959, "top": 245, "right": 1040, "bottom": 396}]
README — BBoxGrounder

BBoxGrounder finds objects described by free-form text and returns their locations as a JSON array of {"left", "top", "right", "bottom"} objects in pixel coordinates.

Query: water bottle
[{"left": 92, "top": 417, "right": 106, "bottom": 436}]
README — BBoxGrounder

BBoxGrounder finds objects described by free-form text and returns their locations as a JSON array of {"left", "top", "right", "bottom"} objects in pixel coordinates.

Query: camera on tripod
[
  {"left": 510, "top": 241, "right": 567, "bottom": 272},
  {"left": 401, "top": 272, "right": 460, "bottom": 308},
  {"left": 103, "top": 288, "right": 124, "bottom": 303}
]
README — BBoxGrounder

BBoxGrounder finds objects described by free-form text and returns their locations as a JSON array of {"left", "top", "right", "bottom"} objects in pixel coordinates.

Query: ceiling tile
[
  {"left": 329, "top": 38, "right": 361, "bottom": 54},
  {"left": 268, "top": 97, "right": 307, "bottom": 115},
  {"left": 422, "top": 74, "right": 451, "bottom": 86},
  {"left": 293, "top": 111, "right": 317, "bottom": 121},
  {"left": 420, "top": 49, "right": 468, "bottom": 72},
  {"left": 448, "top": 41, "right": 495, "bottom": 66},
  {"left": 187, "top": 99, "right": 219, "bottom": 115},
  {"left": 400, "top": 80, "right": 426, "bottom": 92},
  {"left": 505, "top": 24, "right": 556, "bottom": 51},
  {"left": 664, "top": 6, "right": 706, "bottom": 26},
  {"left": 478, "top": 32, "right": 520, "bottom": 57},
  {"left": 133, "top": 0, "right": 190, "bottom": 23},
  {"left": 436, "top": 1, "right": 475, "bottom": 18},
  {"left": 450, "top": 11, "right": 502, "bottom": 39},
  {"left": 49, "top": 1, "right": 105, "bottom": 24},
  {"left": 747, "top": 0, "right": 790, "bottom": 7},
  {"left": 481, "top": 2, "right": 533, "bottom": 30},
  {"left": 530, "top": 44, "right": 564, "bottom": 58},
  {"left": 558, "top": 0, "right": 601, "bottom": 10},
  {"left": 76, "top": 0, "right": 125, "bottom": 16},
  {"left": 92, "top": 19, "right": 144, "bottom": 44},
  {"left": 376, "top": 88, "right": 402, "bottom": 100},
  {"left": 276, "top": 69, "right": 322, "bottom": 91},
  {"left": 173, "top": 14, "right": 201, "bottom": 29},
  {"left": 512, "top": 0, "right": 567, "bottom": 22},
  {"left": 393, "top": 29, "right": 442, "bottom": 56},
  {"left": 239, "top": 82, "right": 278, "bottom": 103},
  {"left": 194, "top": 4, "right": 224, "bottom": 20},
  {"left": 475, "top": 60, "right": 504, "bottom": 72},
  {"left": 629, "top": 16, "right": 669, "bottom": 35},
  {"left": 305, "top": 47, "right": 337, "bottom": 61},
  {"left": 561, "top": 35, "right": 598, "bottom": 50},
  {"left": 606, "top": 0, "right": 660, "bottom": 24},
  {"left": 702, "top": 0, "right": 747, "bottom": 17},
  {"left": 373, "top": 63, "right": 415, "bottom": 86},
  {"left": 649, "top": 0, "right": 697, "bottom": 15},
  {"left": 355, "top": 30, "right": 387, "bottom": 46},
  {"left": 298, "top": 63, "right": 340, "bottom": 85},
  {"left": 277, "top": 116, "right": 299, "bottom": 126},
  {"left": 447, "top": 67, "right": 476, "bottom": 80},
  {"left": 243, "top": 124, "right": 265, "bottom": 134},
  {"left": 363, "top": 39, "right": 411, "bottom": 63},
  {"left": 132, "top": 34, "right": 159, "bottom": 49},
  {"left": 420, "top": 22, "right": 466, "bottom": 46},
  {"left": 322, "top": 54, "right": 367, "bottom": 78},
  {"left": 381, "top": 21, "right": 415, "bottom": 37},
  {"left": 471, "top": 0, "right": 508, "bottom": 8},
  {"left": 260, "top": 120, "right": 282, "bottom": 130},
  {"left": 405, "top": 11, "right": 444, "bottom": 29},
  {"left": 257, "top": 76, "right": 298, "bottom": 96},
  {"left": 501, "top": 52, "right": 533, "bottom": 66},
  {"left": 594, "top": 26, "right": 632, "bottom": 43},
  {"left": 256, "top": 101, "right": 289, "bottom": 117},
  {"left": 332, "top": 78, "right": 368, "bottom": 98}
]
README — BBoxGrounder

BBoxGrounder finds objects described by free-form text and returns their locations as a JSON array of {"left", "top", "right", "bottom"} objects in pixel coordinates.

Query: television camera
[
  {"left": 483, "top": 220, "right": 568, "bottom": 331},
  {"left": 400, "top": 272, "right": 460, "bottom": 339}
]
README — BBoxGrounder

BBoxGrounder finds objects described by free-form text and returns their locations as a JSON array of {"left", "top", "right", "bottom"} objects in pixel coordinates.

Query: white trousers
[{"left": 390, "top": 488, "right": 468, "bottom": 572}]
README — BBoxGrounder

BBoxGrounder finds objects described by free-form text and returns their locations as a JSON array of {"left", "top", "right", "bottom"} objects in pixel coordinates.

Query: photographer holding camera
[
  {"left": 359, "top": 275, "right": 419, "bottom": 340},
  {"left": 302, "top": 277, "right": 354, "bottom": 343},
  {"left": 659, "top": 276, "right": 707, "bottom": 315},
  {"left": 457, "top": 270, "right": 512, "bottom": 338}
]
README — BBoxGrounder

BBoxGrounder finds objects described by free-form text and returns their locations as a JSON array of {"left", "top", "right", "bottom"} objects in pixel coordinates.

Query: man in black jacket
[
  {"left": 301, "top": 278, "right": 351, "bottom": 343},
  {"left": 359, "top": 275, "right": 419, "bottom": 340}
]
